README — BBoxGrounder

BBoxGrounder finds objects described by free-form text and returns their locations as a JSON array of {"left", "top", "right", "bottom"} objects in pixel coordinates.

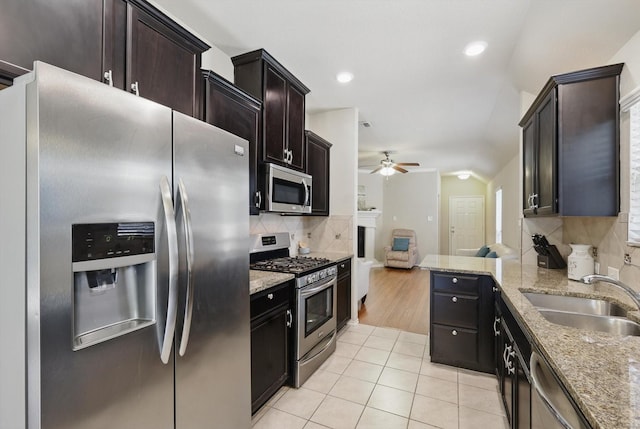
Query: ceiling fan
[{"left": 369, "top": 151, "right": 420, "bottom": 176}]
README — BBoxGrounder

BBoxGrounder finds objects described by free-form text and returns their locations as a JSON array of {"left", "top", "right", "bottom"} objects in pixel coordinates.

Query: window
[
  {"left": 495, "top": 188, "right": 503, "bottom": 244},
  {"left": 622, "top": 89, "right": 640, "bottom": 245}
]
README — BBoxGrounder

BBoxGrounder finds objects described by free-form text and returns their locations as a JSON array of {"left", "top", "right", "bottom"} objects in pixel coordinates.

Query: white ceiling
[{"left": 155, "top": 0, "right": 640, "bottom": 180}]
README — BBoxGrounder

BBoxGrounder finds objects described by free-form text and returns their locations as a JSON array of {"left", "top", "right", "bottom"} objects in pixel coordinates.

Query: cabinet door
[
  {"left": 251, "top": 303, "right": 290, "bottom": 414},
  {"left": 0, "top": 0, "right": 104, "bottom": 82},
  {"left": 336, "top": 274, "right": 351, "bottom": 331},
  {"left": 305, "top": 132, "right": 331, "bottom": 216},
  {"left": 522, "top": 118, "right": 536, "bottom": 215},
  {"left": 263, "top": 65, "right": 287, "bottom": 165},
  {"left": 287, "top": 85, "right": 306, "bottom": 170},
  {"left": 126, "top": 2, "right": 205, "bottom": 116},
  {"left": 535, "top": 90, "right": 557, "bottom": 215},
  {"left": 204, "top": 72, "right": 261, "bottom": 215}
]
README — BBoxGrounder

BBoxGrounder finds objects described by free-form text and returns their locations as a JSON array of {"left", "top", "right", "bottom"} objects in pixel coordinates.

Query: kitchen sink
[
  {"left": 523, "top": 292, "right": 627, "bottom": 316},
  {"left": 537, "top": 309, "right": 640, "bottom": 336}
]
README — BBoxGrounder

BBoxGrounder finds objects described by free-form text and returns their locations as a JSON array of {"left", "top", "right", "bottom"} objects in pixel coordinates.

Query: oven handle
[
  {"left": 299, "top": 329, "right": 336, "bottom": 364},
  {"left": 300, "top": 276, "right": 336, "bottom": 299}
]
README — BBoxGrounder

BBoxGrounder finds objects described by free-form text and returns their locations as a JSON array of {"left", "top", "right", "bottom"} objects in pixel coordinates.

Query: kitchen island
[{"left": 420, "top": 254, "right": 640, "bottom": 429}]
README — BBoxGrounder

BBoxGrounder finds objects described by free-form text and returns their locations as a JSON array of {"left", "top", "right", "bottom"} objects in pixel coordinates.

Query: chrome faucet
[{"left": 580, "top": 274, "right": 640, "bottom": 311}]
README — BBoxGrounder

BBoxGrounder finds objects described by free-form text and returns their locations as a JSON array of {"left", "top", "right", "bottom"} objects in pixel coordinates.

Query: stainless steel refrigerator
[{"left": 0, "top": 62, "right": 251, "bottom": 429}]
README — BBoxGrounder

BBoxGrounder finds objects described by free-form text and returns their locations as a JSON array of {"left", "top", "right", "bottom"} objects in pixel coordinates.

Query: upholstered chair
[{"left": 384, "top": 229, "right": 418, "bottom": 269}]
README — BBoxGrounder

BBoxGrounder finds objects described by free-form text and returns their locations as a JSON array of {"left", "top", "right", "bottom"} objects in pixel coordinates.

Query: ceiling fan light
[{"left": 380, "top": 166, "right": 396, "bottom": 176}]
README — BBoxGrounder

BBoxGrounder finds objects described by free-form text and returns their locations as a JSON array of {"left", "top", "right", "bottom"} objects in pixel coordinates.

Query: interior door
[{"left": 449, "top": 196, "right": 485, "bottom": 255}]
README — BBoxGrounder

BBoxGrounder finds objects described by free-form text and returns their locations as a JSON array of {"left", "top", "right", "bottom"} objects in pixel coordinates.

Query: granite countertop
[
  {"left": 249, "top": 270, "right": 295, "bottom": 295},
  {"left": 420, "top": 254, "right": 640, "bottom": 429},
  {"left": 302, "top": 251, "right": 352, "bottom": 263}
]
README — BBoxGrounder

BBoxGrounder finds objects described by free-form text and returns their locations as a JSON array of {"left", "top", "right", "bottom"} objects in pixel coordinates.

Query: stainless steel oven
[
  {"left": 249, "top": 232, "right": 338, "bottom": 388},
  {"left": 295, "top": 266, "right": 337, "bottom": 387}
]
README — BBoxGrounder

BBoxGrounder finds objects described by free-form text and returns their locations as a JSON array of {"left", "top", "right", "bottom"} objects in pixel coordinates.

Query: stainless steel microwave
[{"left": 264, "top": 163, "right": 312, "bottom": 214}]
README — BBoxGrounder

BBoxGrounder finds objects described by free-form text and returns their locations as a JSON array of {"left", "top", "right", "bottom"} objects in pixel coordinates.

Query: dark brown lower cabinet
[
  {"left": 429, "top": 271, "right": 495, "bottom": 373},
  {"left": 498, "top": 306, "right": 531, "bottom": 429},
  {"left": 250, "top": 280, "right": 293, "bottom": 414},
  {"left": 336, "top": 259, "right": 352, "bottom": 331}
]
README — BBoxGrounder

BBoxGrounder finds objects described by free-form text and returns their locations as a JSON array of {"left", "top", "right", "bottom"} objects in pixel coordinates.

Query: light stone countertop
[
  {"left": 249, "top": 270, "right": 294, "bottom": 295},
  {"left": 304, "top": 251, "right": 352, "bottom": 263},
  {"left": 420, "top": 254, "right": 640, "bottom": 429}
]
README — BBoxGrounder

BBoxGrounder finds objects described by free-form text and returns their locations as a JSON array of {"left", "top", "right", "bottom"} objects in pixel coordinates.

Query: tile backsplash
[
  {"left": 523, "top": 213, "right": 640, "bottom": 293},
  {"left": 250, "top": 213, "right": 353, "bottom": 256}
]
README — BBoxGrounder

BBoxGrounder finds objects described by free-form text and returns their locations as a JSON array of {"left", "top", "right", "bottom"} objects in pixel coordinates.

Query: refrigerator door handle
[
  {"left": 160, "top": 176, "right": 179, "bottom": 364},
  {"left": 177, "top": 178, "right": 195, "bottom": 357}
]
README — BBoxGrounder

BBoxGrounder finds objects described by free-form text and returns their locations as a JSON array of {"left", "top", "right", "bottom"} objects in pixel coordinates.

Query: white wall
[
  {"left": 487, "top": 156, "right": 520, "bottom": 252},
  {"left": 357, "top": 173, "right": 385, "bottom": 261},
  {"left": 381, "top": 171, "right": 440, "bottom": 262}
]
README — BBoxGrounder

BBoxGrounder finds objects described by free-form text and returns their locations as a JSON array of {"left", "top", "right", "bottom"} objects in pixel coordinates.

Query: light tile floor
[{"left": 252, "top": 324, "right": 509, "bottom": 429}]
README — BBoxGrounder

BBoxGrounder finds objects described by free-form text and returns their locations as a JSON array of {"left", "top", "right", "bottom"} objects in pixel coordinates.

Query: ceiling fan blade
[
  {"left": 396, "top": 162, "right": 420, "bottom": 167},
  {"left": 392, "top": 165, "right": 408, "bottom": 173},
  {"left": 370, "top": 166, "right": 383, "bottom": 174}
]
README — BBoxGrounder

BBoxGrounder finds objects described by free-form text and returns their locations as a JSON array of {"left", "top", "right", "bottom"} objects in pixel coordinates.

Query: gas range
[
  {"left": 249, "top": 232, "right": 338, "bottom": 387},
  {"left": 249, "top": 233, "right": 337, "bottom": 287},
  {"left": 251, "top": 256, "right": 334, "bottom": 274}
]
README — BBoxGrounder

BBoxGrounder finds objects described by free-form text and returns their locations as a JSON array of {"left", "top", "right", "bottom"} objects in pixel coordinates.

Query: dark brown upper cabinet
[
  {"left": 104, "top": 0, "right": 209, "bottom": 117},
  {"left": 0, "top": 0, "right": 208, "bottom": 117},
  {"left": 520, "top": 63, "right": 623, "bottom": 217},
  {"left": 202, "top": 70, "right": 262, "bottom": 215},
  {"left": 305, "top": 131, "right": 332, "bottom": 216},
  {"left": 232, "top": 49, "right": 310, "bottom": 172},
  {"left": 0, "top": 0, "right": 105, "bottom": 84}
]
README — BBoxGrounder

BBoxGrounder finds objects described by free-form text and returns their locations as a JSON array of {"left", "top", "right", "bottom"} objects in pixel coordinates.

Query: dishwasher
[{"left": 530, "top": 352, "right": 591, "bottom": 429}]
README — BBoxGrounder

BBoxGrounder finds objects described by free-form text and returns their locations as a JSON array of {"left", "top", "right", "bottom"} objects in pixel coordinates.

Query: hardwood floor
[{"left": 357, "top": 266, "right": 430, "bottom": 335}]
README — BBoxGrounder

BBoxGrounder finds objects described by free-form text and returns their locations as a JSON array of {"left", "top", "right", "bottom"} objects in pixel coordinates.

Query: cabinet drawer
[
  {"left": 251, "top": 282, "right": 292, "bottom": 319},
  {"left": 432, "top": 293, "right": 478, "bottom": 329},
  {"left": 432, "top": 272, "right": 480, "bottom": 295},
  {"left": 337, "top": 259, "right": 351, "bottom": 277},
  {"left": 431, "top": 323, "right": 478, "bottom": 365}
]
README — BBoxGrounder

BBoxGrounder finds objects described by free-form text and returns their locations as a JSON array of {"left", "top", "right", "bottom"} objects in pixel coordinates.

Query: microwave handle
[{"left": 302, "top": 178, "right": 309, "bottom": 206}]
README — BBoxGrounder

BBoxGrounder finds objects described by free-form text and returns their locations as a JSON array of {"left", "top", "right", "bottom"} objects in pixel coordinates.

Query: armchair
[{"left": 384, "top": 229, "right": 418, "bottom": 269}]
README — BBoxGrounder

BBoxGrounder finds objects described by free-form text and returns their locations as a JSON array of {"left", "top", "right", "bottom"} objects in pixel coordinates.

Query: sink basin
[
  {"left": 537, "top": 309, "right": 640, "bottom": 336},
  {"left": 523, "top": 292, "right": 627, "bottom": 316}
]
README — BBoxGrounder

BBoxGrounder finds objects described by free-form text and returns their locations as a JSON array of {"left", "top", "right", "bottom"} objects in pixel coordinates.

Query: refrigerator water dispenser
[{"left": 72, "top": 222, "right": 156, "bottom": 350}]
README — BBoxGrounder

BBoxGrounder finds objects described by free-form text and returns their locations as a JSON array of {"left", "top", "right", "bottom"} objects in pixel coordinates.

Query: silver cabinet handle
[
  {"left": 503, "top": 344, "right": 511, "bottom": 368},
  {"left": 493, "top": 317, "right": 501, "bottom": 336},
  {"left": 176, "top": 178, "right": 195, "bottom": 357},
  {"left": 452, "top": 277, "right": 458, "bottom": 284},
  {"left": 283, "top": 149, "right": 290, "bottom": 163},
  {"left": 451, "top": 330, "right": 458, "bottom": 336},
  {"left": 255, "top": 191, "right": 262, "bottom": 208},
  {"left": 286, "top": 309, "right": 293, "bottom": 328},
  {"left": 451, "top": 296, "right": 458, "bottom": 303},
  {"left": 492, "top": 286, "right": 499, "bottom": 293},
  {"left": 531, "top": 193, "right": 539, "bottom": 209},
  {"left": 131, "top": 81, "right": 140, "bottom": 96},
  {"left": 302, "top": 178, "right": 309, "bottom": 207},
  {"left": 103, "top": 70, "right": 113, "bottom": 87},
  {"left": 267, "top": 293, "right": 274, "bottom": 300},
  {"left": 159, "top": 176, "right": 179, "bottom": 364}
]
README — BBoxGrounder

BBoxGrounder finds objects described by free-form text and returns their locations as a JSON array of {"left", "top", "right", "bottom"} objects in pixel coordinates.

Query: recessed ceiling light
[
  {"left": 336, "top": 71, "right": 354, "bottom": 84},
  {"left": 464, "top": 41, "right": 488, "bottom": 57}
]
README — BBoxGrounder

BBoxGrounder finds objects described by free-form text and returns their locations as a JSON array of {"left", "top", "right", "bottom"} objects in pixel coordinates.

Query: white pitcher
[{"left": 567, "top": 244, "right": 594, "bottom": 280}]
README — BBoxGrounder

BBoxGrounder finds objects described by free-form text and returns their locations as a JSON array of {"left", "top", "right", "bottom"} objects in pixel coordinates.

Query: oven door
[{"left": 297, "top": 276, "right": 337, "bottom": 358}]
